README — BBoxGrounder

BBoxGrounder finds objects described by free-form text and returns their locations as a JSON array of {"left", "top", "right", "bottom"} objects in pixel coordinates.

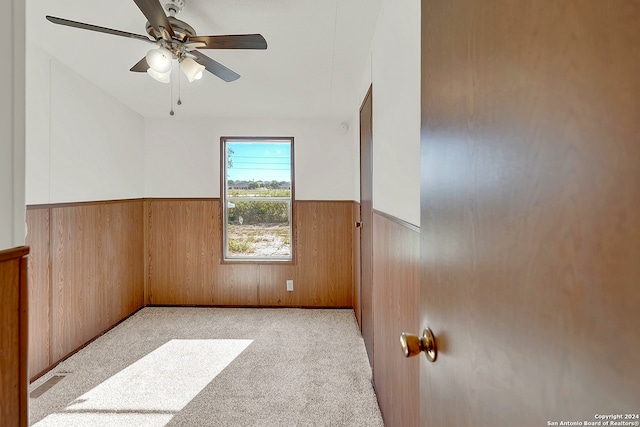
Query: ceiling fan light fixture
[
  {"left": 46, "top": 0, "right": 268, "bottom": 89},
  {"left": 180, "top": 57, "right": 206, "bottom": 82},
  {"left": 146, "top": 47, "right": 173, "bottom": 73},
  {"left": 147, "top": 68, "right": 171, "bottom": 83}
]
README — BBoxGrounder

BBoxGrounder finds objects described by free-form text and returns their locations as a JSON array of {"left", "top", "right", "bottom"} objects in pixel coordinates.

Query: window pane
[
  {"left": 226, "top": 200, "right": 291, "bottom": 258},
  {"left": 223, "top": 139, "right": 293, "bottom": 261},
  {"left": 227, "top": 142, "right": 291, "bottom": 185}
]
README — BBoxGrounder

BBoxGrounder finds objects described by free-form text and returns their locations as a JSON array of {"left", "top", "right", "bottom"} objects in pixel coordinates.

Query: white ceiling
[{"left": 27, "top": 0, "right": 382, "bottom": 119}]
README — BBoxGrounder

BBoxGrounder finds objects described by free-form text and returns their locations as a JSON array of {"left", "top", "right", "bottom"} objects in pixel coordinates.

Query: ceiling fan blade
[
  {"left": 191, "top": 51, "right": 240, "bottom": 82},
  {"left": 46, "top": 16, "right": 154, "bottom": 43},
  {"left": 188, "top": 34, "right": 268, "bottom": 50},
  {"left": 133, "top": 0, "right": 175, "bottom": 40},
  {"left": 130, "top": 57, "right": 149, "bottom": 72}
]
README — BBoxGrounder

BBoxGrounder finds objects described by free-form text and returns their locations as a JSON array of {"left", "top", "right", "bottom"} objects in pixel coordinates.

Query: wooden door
[
  {"left": 360, "top": 86, "right": 374, "bottom": 364},
  {"left": 420, "top": 1, "right": 640, "bottom": 425}
]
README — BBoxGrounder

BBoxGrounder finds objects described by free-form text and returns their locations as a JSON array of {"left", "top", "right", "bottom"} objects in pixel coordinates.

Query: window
[{"left": 222, "top": 137, "right": 294, "bottom": 261}]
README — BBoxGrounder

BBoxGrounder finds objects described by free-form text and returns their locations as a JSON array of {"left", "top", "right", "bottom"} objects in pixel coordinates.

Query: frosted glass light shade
[
  {"left": 147, "top": 68, "right": 171, "bottom": 83},
  {"left": 180, "top": 57, "right": 206, "bottom": 82},
  {"left": 146, "top": 47, "right": 173, "bottom": 73}
]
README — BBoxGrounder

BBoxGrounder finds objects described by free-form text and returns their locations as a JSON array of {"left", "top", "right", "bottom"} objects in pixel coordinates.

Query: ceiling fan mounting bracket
[{"left": 164, "top": 0, "right": 185, "bottom": 17}]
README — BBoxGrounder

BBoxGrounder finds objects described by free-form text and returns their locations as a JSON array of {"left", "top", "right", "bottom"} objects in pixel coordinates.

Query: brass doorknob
[{"left": 400, "top": 328, "right": 437, "bottom": 362}]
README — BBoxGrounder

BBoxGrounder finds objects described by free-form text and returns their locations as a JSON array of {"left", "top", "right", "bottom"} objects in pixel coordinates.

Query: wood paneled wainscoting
[
  {"left": 26, "top": 198, "right": 356, "bottom": 379},
  {"left": 372, "top": 211, "right": 420, "bottom": 427},
  {"left": 145, "top": 199, "right": 354, "bottom": 307},
  {"left": 0, "top": 247, "right": 29, "bottom": 426},
  {"left": 26, "top": 201, "right": 145, "bottom": 379},
  {"left": 25, "top": 208, "right": 50, "bottom": 382}
]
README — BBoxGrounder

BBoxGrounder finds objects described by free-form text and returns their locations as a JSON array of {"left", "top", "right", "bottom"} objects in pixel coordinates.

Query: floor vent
[{"left": 30, "top": 373, "right": 69, "bottom": 399}]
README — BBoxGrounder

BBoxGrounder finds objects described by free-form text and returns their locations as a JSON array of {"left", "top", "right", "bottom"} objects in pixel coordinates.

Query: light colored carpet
[{"left": 29, "top": 307, "right": 384, "bottom": 426}]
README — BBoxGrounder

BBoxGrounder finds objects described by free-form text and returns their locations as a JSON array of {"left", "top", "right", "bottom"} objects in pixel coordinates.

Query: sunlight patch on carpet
[
  {"left": 33, "top": 339, "right": 252, "bottom": 427},
  {"left": 32, "top": 413, "right": 174, "bottom": 427}
]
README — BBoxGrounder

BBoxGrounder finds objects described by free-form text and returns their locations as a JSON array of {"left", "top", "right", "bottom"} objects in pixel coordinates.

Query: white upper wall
[
  {"left": 0, "top": 0, "right": 26, "bottom": 250},
  {"left": 26, "top": 43, "right": 145, "bottom": 205},
  {"left": 26, "top": 43, "right": 50, "bottom": 205},
  {"left": 26, "top": 40, "right": 358, "bottom": 205},
  {"left": 145, "top": 117, "right": 357, "bottom": 200},
  {"left": 358, "top": 0, "right": 420, "bottom": 226},
  {"left": 24, "top": 0, "right": 419, "bottom": 209}
]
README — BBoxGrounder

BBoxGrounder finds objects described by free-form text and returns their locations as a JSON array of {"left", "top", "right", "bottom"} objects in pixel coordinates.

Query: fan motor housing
[{"left": 145, "top": 16, "right": 196, "bottom": 42}]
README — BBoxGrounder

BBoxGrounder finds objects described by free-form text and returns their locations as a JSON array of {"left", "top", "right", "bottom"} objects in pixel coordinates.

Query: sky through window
[{"left": 227, "top": 142, "right": 291, "bottom": 182}]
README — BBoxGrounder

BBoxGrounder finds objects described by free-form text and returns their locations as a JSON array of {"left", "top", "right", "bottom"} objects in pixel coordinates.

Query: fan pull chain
[
  {"left": 169, "top": 66, "right": 175, "bottom": 116},
  {"left": 177, "top": 71, "right": 182, "bottom": 106}
]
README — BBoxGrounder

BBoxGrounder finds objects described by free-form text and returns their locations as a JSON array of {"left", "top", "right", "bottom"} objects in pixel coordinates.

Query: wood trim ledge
[
  {"left": 27, "top": 198, "right": 143, "bottom": 209},
  {"left": 373, "top": 209, "right": 420, "bottom": 233},
  {"left": 0, "top": 246, "right": 30, "bottom": 262}
]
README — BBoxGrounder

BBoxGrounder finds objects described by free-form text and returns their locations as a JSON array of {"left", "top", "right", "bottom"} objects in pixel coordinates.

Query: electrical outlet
[{"left": 286, "top": 279, "right": 294, "bottom": 291}]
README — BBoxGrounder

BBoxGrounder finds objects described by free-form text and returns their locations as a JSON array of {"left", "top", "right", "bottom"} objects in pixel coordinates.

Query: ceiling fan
[{"left": 46, "top": 0, "right": 267, "bottom": 83}]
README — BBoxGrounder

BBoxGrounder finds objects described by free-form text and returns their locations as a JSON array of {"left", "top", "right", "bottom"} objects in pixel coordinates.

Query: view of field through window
[{"left": 223, "top": 138, "right": 293, "bottom": 260}]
